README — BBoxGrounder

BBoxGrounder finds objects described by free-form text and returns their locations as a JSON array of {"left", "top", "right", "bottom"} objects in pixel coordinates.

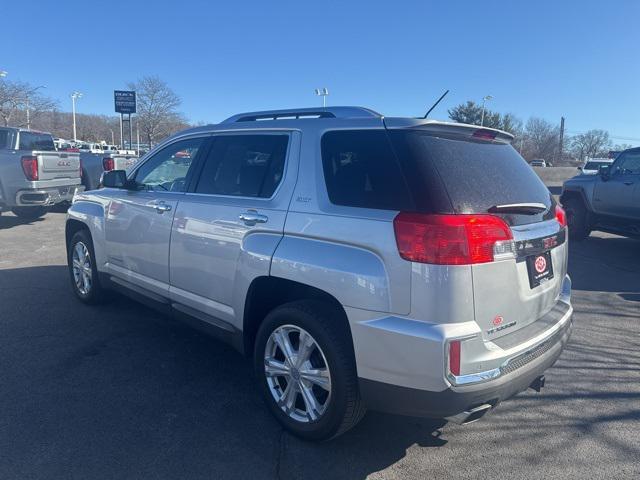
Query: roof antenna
[{"left": 423, "top": 89, "right": 449, "bottom": 119}]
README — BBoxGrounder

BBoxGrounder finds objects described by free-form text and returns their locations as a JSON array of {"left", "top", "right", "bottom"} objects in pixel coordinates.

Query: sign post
[{"left": 114, "top": 90, "right": 136, "bottom": 150}]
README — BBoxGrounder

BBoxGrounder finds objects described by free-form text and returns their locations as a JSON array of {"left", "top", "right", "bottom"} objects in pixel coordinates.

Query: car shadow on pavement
[
  {"left": 568, "top": 235, "right": 640, "bottom": 294},
  {"left": 0, "top": 265, "right": 447, "bottom": 479},
  {"left": 0, "top": 212, "right": 46, "bottom": 230}
]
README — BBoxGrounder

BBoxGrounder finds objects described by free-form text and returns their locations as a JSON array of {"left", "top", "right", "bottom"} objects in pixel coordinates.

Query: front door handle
[
  {"left": 239, "top": 211, "right": 268, "bottom": 225},
  {"left": 149, "top": 201, "right": 172, "bottom": 213},
  {"left": 623, "top": 181, "right": 634, "bottom": 186}
]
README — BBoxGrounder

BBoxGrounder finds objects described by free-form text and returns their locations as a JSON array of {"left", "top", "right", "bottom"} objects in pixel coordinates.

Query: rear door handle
[
  {"left": 239, "top": 211, "right": 268, "bottom": 225},
  {"left": 623, "top": 181, "right": 634, "bottom": 186}
]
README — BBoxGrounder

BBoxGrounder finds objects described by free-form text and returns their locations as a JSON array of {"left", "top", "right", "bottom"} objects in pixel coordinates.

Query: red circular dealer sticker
[{"left": 534, "top": 255, "right": 547, "bottom": 274}]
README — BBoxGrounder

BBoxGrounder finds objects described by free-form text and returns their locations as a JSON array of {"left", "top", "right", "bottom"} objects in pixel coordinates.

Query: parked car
[
  {"left": 66, "top": 107, "right": 573, "bottom": 440},
  {"left": 0, "top": 127, "right": 83, "bottom": 219},
  {"left": 530, "top": 159, "right": 547, "bottom": 167},
  {"left": 578, "top": 158, "right": 613, "bottom": 175},
  {"left": 561, "top": 147, "right": 640, "bottom": 240}
]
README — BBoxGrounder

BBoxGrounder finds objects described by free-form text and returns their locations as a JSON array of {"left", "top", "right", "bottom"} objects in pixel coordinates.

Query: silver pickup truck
[
  {"left": 0, "top": 127, "right": 84, "bottom": 219},
  {"left": 80, "top": 152, "right": 139, "bottom": 191}
]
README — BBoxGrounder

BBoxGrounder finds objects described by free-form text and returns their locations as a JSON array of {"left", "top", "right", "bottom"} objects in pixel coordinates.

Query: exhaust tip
[{"left": 446, "top": 403, "right": 492, "bottom": 425}]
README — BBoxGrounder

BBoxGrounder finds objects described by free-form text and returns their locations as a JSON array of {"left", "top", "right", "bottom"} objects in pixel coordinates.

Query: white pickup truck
[{"left": 0, "top": 127, "right": 84, "bottom": 219}]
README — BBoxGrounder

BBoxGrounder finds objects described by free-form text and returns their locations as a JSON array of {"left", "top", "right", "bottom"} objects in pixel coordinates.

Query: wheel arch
[
  {"left": 242, "top": 276, "right": 351, "bottom": 357},
  {"left": 560, "top": 187, "right": 592, "bottom": 212}
]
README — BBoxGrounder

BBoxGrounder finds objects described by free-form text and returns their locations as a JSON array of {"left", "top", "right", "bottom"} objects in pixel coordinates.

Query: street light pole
[
  {"left": 70, "top": 91, "right": 82, "bottom": 142},
  {"left": 480, "top": 95, "right": 493, "bottom": 126},
  {"left": 314, "top": 88, "right": 329, "bottom": 108},
  {"left": 25, "top": 85, "right": 46, "bottom": 130}
]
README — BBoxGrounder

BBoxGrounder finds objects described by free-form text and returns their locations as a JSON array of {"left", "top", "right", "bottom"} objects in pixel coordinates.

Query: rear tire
[
  {"left": 563, "top": 198, "right": 590, "bottom": 241},
  {"left": 254, "top": 300, "right": 366, "bottom": 441},
  {"left": 11, "top": 206, "right": 47, "bottom": 219},
  {"left": 67, "top": 229, "right": 107, "bottom": 304}
]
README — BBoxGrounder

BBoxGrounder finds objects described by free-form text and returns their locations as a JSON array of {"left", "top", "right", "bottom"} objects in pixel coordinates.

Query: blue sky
[{"left": 3, "top": 0, "right": 639, "bottom": 144}]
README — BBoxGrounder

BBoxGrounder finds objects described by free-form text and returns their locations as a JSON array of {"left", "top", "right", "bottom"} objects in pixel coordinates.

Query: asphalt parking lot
[{"left": 1, "top": 209, "right": 639, "bottom": 480}]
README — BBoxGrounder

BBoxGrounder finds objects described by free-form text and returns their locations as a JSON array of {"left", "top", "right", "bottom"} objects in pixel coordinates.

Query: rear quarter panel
[{"left": 66, "top": 191, "right": 111, "bottom": 268}]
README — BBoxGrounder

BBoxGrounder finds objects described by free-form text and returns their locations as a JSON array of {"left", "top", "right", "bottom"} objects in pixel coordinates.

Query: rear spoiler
[{"left": 383, "top": 118, "right": 515, "bottom": 144}]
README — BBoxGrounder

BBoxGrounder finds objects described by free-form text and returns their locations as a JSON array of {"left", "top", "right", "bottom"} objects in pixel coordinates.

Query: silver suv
[{"left": 66, "top": 107, "right": 573, "bottom": 440}]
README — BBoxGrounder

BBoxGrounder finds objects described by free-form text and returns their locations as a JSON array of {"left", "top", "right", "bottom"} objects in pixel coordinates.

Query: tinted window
[
  {"left": 584, "top": 161, "right": 609, "bottom": 170},
  {"left": 19, "top": 132, "right": 56, "bottom": 151},
  {"left": 0, "top": 129, "right": 9, "bottom": 149},
  {"left": 134, "top": 137, "right": 203, "bottom": 192},
  {"left": 321, "top": 130, "right": 414, "bottom": 210},
  {"left": 614, "top": 151, "right": 640, "bottom": 175},
  {"left": 195, "top": 134, "right": 288, "bottom": 198},
  {"left": 388, "top": 131, "right": 553, "bottom": 225}
]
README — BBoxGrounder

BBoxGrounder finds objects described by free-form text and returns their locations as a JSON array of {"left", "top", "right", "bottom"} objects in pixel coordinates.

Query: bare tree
[
  {"left": 570, "top": 130, "right": 611, "bottom": 161},
  {"left": 127, "top": 76, "right": 185, "bottom": 147},
  {"left": 521, "top": 117, "right": 560, "bottom": 161},
  {"left": 0, "top": 79, "right": 56, "bottom": 127}
]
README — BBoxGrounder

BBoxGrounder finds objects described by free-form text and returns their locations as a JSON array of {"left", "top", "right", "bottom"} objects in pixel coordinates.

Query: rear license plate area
[{"left": 526, "top": 250, "right": 554, "bottom": 288}]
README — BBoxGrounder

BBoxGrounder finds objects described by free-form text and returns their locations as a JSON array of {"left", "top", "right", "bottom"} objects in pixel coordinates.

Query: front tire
[
  {"left": 11, "top": 206, "right": 47, "bottom": 219},
  {"left": 563, "top": 197, "right": 590, "bottom": 241},
  {"left": 67, "top": 230, "right": 107, "bottom": 304},
  {"left": 254, "top": 300, "right": 366, "bottom": 440}
]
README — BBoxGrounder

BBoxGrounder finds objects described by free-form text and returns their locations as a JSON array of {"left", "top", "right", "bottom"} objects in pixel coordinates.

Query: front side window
[
  {"left": 134, "top": 137, "right": 204, "bottom": 192},
  {"left": 613, "top": 151, "right": 640, "bottom": 175},
  {"left": 195, "top": 134, "right": 288, "bottom": 198}
]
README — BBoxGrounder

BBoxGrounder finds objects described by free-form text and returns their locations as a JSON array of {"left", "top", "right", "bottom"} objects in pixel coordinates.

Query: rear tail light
[
  {"left": 472, "top": 129, "right": 498, "bottom": 140},
  {"left": 21, "top": 155, "right": 39, "bottom": 181},
  {"left": 555, "top": 205, "right": 567, "bottom": 228},
  {"left": 79, "top": 158, "right": 83, "bottom": 178},
  {"left": 103, "top": 157, "right": 114, "bottom": 171},
  {"left": 393, "top": 213, "right": 513, "bottom": 265},
  {"left": 448, "top": 340, "right": 461, "bottom": 376}
]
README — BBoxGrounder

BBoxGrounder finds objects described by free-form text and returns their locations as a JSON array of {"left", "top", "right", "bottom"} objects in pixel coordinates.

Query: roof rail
[{"left": 222, "top": 106, "right": 382, "bottom": 123}]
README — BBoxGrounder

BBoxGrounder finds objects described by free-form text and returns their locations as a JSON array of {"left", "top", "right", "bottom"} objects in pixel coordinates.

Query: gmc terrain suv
[
  {"left": 66, "top": 107, "right": 573, "bottom": 440},
  {"left": 561, "top": 147, "right": 640, "bottom": 240}
]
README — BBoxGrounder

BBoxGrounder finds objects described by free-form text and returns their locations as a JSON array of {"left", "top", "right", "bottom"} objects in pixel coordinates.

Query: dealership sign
[{"left": 114, "top": 90, "right": 136, "bottom": 114}]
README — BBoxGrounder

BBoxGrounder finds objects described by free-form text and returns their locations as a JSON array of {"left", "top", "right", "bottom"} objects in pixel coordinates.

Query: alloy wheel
[
  {"left": 72, "top": 242, "right": 92, "bottom": 295},
  {"left": 264, "top": 325, "right": 332, "bottom": 423}
]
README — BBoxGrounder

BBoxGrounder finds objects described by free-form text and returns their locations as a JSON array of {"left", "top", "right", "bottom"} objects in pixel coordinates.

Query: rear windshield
[
  {"left": 19, "top": 132, "right": 56, "bottom": 151},
  {"left": 388, "top": 130, "right": 554, "bottom": 225}
]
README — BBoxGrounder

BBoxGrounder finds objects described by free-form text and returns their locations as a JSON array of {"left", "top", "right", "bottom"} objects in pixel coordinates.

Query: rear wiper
[{"left": 488, "top": 203, "right": 547, "bottom": 215}]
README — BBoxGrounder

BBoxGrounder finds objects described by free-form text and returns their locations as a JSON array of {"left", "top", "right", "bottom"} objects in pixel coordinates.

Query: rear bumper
[
  {"left": 359, "top": 310, "right": 572, "bottom": 418},
  {"left": 15, "top": 184, "right": 85, "bottom": 206}
]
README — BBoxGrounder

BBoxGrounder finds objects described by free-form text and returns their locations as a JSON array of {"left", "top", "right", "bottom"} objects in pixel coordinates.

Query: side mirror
[
  {"left": 101, "top": 169, "right": 129, "bottom": 188},
  {"left": 577, "top": 166, "right": 583, "bottom": 171},
  {"left": 599, "top": 165, "right": 611, "bottom": 180}
]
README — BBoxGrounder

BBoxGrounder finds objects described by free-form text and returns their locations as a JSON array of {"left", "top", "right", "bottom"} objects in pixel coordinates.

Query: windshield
[{"left": 18, "top": 132, "right": 56, "bottom": 151}]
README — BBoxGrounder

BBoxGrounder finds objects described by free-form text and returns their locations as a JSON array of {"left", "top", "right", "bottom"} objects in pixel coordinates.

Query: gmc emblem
[
  {"left": 543, "top": 236, "right": 558, "bottom": 249},
  {"left": 57, "top": 160, "right": 71, "bottom": 167}
]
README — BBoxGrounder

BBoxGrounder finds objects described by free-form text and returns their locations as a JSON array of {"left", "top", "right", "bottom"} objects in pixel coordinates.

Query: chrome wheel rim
[
  {"left": 72, "top": 242, "right": 92, "bottom": 295},
  {"left": 264, "top": 325, "right": 332, "bottom": 423}
]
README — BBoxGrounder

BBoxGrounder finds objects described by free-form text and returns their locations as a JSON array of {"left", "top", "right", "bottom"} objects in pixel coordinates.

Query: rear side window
[
  {"left": 321, "top": 130, "right": 414, "bottom": 211},
  {"left": 19, "top": 132, "right": 56, "bottom": 151},
  {"left": 195, "top": 134, "right": 288, "bottom": 198}
]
